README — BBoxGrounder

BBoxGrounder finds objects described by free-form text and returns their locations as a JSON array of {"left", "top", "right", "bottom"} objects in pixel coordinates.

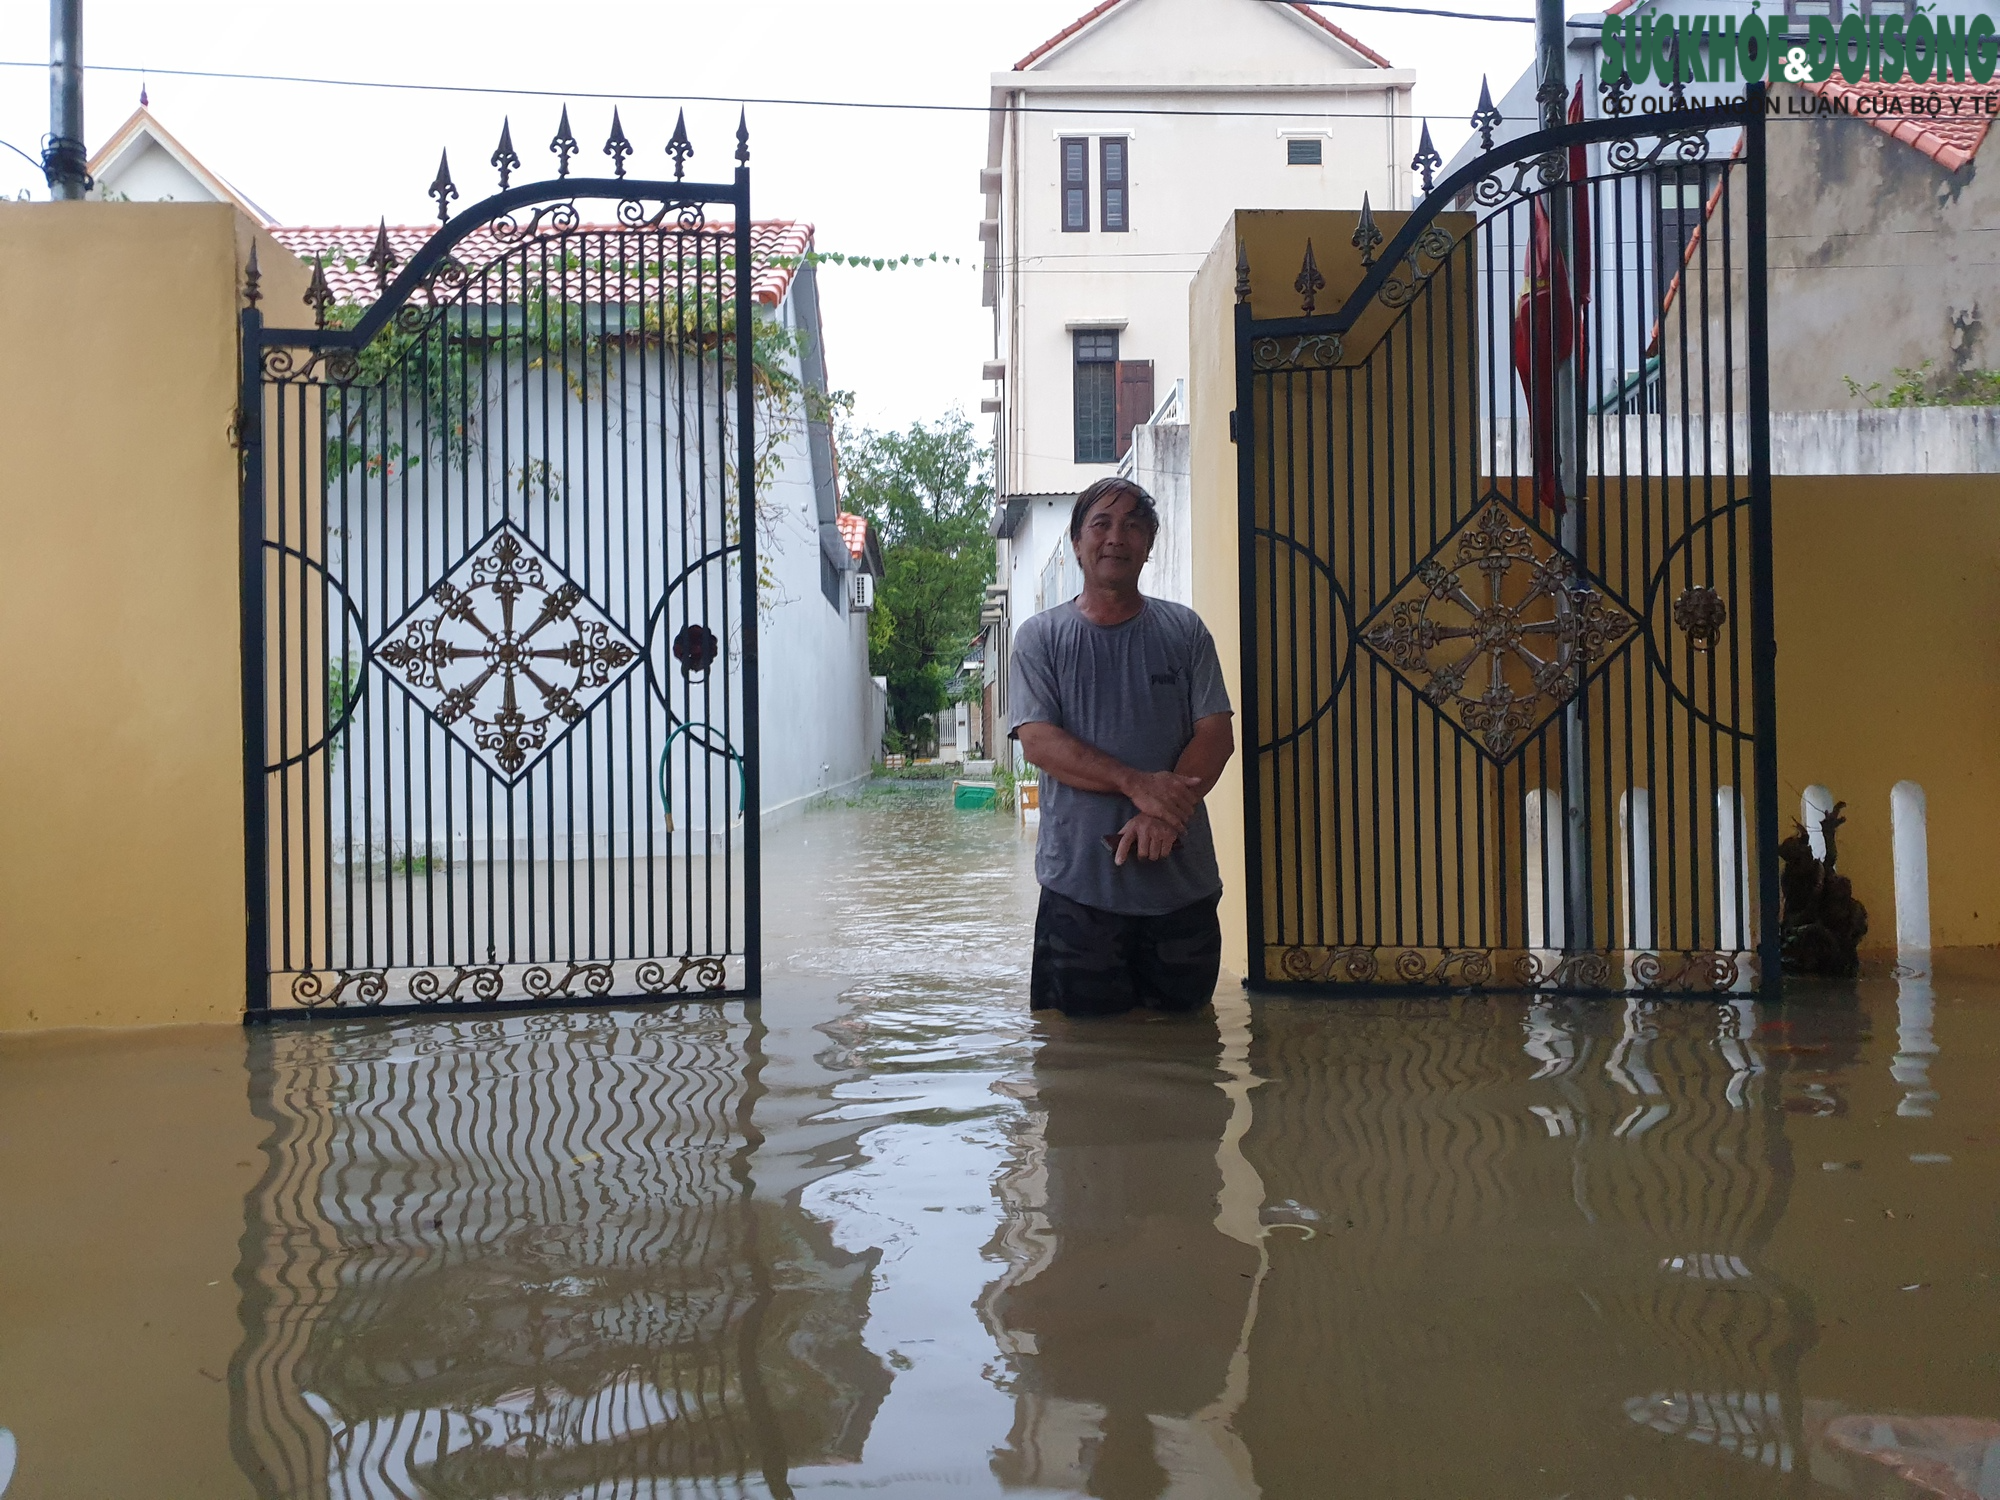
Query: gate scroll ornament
[
  {"left": 1359, "top": 498, "right": 1638, "bottom": 760},
  {"left": 373, "top": 525, "right": 641, "bottom": 781}
]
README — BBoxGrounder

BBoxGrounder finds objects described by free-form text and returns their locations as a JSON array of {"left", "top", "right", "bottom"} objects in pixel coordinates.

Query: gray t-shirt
[{"left": 1008, "top": 597, "right": 1234, "bottom": 916}]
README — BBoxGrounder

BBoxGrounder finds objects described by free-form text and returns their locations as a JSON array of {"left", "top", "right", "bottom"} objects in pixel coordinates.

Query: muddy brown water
[{"left": 2, "top": 791, "right": 1997, "bottom": 1498}]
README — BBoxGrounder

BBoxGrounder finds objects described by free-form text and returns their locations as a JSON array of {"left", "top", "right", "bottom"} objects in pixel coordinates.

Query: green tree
[{"left": 842, "top": 411, "right": 994, "bottom": 746}]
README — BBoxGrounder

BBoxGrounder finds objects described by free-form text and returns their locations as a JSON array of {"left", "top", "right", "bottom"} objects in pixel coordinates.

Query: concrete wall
[
  {"left": 1764, "top": 83, "right": 1997, "bottom": 410},
  {"left": 747, "top": 286, "right": 879, "bottom": 817},
  {"left": 0, "top": 203, "right": 308, "bottom": 1030},
  {"left": 1130, "top": 419, "right": 1193, "bottom": 607},
  {"left": 1189, "top": 213, "right": 1252, "bottom": 980}
]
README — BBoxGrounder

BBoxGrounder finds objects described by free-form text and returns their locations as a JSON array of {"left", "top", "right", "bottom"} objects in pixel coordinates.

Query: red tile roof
[
  {"left": 836, "top": 512, "right": 869, "bottom": 560},
  {"left": 270, "top": 219, "right": 815, "bottom": 308},
  {"left": 1014, "top": 0, "right": 1390, "bottom": 70},
  {"left": 1799, "top": 76, "right": 1995, "bottom": 171}
]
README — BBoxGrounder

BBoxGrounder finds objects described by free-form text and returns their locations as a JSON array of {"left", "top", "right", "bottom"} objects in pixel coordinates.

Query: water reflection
[
  {"left": 980, "top": 993, "right": 1832, "bottom": 1498},
  {"left": 231, "top": 1007, "right": 888, "bottom": 1498},
  {"left": 985, "top": 1007, "right": 1260, "bottom": 1497},
  {"left": 1892, "top": 965, "right": 1940, "bottom": 1118},
  {"left": 1239, "top": 998, "right": 1813, "bottom": 1496},
  {"left": 204, "top": 794, "right": 1994, "bottom": 1498}
]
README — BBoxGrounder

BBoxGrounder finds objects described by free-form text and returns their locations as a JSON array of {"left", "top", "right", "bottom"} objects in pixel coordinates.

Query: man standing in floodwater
[{"left": 1009, "top": 477, "right": 1236, "bottom": 1017}]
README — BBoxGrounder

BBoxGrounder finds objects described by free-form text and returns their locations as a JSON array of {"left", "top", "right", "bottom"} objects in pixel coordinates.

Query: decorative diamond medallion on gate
[
  {"left": 371, "top": 524, "right": 640, "bottom": 781},
  {"left": 1358, "top": 496, "right": 1638, "bottom": 760}
]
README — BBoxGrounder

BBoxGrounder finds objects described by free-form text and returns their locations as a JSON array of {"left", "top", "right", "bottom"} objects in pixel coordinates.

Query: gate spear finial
[
  {"left": 429, "top": 150, "right": 459, "bottom": 224},
  {"left": 1412, "top": 119, "right": 1442, "bottom": 196},
  {"left": 243, "top": 241, "right": 262, "bottom": 308},
  {"left": 1235, "top": 238, "right": 1251, "bottom": 305},
  {"left": 491, "top": 117, "right": 521, "bottom": 189},
  {"left": 365, "top": 218, "right": 400, "bottom": 295},
  {"left": 550, "top": 105, "right": 579, "bottom": 178},
  {"left": 1295, "top": 239, "right": 1325, "bottom": 315},
  {"left": 667, "top": 109, "right": 694, "bottom": 181},
  {"left": 735, "top": 108, "right": 750, "bottom": 165},
  {"left": 1352, "top": 194, "right": 1383, "bottom": 269},
  {"left": 1472, "top": 75, "right": 1503, "bottom": 152},
  {"left": 603, "top": 108, "right": 633, "bottom": 179},
  {"left": 305, "top": 254, "right": 333, "bottom": 329}
]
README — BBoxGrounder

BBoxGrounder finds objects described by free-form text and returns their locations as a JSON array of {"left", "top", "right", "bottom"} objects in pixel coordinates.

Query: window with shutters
[
  {"left": 1287, "top": 137, "right": 1323, "bottom": 166},
  {"left": 1100, "top": 137, "right": 1129, "bottom": 232},
  {"left": 1655, "top": 167, "right": 1719, "bottom": 302},
  {"left": 1061, "top": 138, "right": 1089, "bottom": 232},
  {"left": 1073, "top": 329, "right": 1119, "bottom": 463}
]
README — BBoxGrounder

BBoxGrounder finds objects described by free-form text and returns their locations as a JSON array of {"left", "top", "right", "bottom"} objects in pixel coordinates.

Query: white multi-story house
[{"left": 978, "top": 0, "right": 1415, "bottom": 748}]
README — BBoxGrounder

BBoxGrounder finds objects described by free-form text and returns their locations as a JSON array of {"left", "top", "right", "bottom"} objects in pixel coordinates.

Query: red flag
[
  {"left": 1512, "top": 198, "right": 1573, "bottom": 514},
  {"left": 1510, "top": 80, "right": 1592, "bottom": 515}
]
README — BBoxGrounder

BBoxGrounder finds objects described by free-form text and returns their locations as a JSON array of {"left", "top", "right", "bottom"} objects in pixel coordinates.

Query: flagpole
[{"left": 1537, "top": 0, "right": 1592, "bottom": 954}]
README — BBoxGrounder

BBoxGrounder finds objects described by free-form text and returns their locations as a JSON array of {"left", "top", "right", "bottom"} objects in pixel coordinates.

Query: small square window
[{"left": 1287, "top": 138, "right": 1323, "bottom": 166}]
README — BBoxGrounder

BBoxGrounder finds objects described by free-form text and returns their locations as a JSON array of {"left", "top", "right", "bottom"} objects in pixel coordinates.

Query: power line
[
  {"left": 1272, "top": 0, "right": 1600, "bottom": 23},
  {"left": 0, "top": 136, "right": 44, "bottom": 172},
  {"left": 1275, "top": 0, "right": 1604, "bottom": 24},
  {"left": 1276, "top": 0, "right": 1533, "bottom": 23},
  {"left": 0, "top": 57, "right": 1556, "bottom": 123}
]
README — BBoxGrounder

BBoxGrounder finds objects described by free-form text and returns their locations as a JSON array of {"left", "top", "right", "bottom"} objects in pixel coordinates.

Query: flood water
[{"left": 3, "top": 785, "right": 1999, "bottom": 1498}]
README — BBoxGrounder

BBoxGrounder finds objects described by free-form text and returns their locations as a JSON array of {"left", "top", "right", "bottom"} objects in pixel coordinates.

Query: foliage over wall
[
  {"left": 1845, "top": 359, "right": 2000, "bottom": 408},
  {"left": 841, "top": 411, "right": 994, "bottom": 744}
]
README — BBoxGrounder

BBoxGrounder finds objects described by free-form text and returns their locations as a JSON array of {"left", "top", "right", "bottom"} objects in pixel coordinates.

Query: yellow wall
[
  {"left": 1773, "top": 475, "right": 2000, "bottom": 952},
  {"left": 0, "top": 203, "right": 309, "bottom": 1029}
]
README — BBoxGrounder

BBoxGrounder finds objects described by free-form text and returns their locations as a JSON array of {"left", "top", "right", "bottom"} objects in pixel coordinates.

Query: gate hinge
[{"left": 1229, "top": 410, "right": 1239, "bottom": 444}]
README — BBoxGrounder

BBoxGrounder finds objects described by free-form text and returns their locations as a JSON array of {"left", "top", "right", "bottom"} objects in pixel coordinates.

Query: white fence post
[
  {"left": 1717, "top": 786, "right": 1752, "bottom": 952},
  {"left": 1891, "top": 780, "right": 1931, "bottom": 958},
  {"left": 1619, "top": 789, "right": 1653, "bottom": 951},
  {"left": 1801, "top": 784, "right": 1834, "bottom": 861},
  {"left": 1525, "top": 789, "right": 1566, "bottom": 951}
]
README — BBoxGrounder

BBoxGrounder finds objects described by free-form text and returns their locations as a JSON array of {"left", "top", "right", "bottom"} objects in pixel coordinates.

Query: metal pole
[
  {"left": 1745, "top": 83, "right": 1782, "bottom": 996},
  {"left": 239, "top": 299, "right": 271, "bottom": 1014},
  {"left": 1537, "top": 0, "right": 1593, "bottom": 952},
  {"left": 46, "top": 0, "right": 86, "bottom": 200},
  {"left": 734, "top": 123, "right": 762, "bottom": 1000}
]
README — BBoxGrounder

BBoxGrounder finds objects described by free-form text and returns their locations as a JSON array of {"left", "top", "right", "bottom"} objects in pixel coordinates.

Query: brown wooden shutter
[{"left": 1114, "top": 360, "right": 1155, "bottom": 460}]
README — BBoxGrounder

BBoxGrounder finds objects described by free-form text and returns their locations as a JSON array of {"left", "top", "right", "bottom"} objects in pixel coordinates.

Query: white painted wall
[
  {"left": 755, "top": 387, "right": 879, "bottom": 821},
  {"left": 94, "top": 138, "right": 214, "bottom": 203},
  {"left": 1130, "top": 418, "right": 1192, "bottom": 607}
]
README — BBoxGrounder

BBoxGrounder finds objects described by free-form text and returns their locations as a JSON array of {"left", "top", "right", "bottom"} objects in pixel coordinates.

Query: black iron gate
[
  {"left": 1235, "top": 93, "right": 1776, "bottom": 997},
  {"left": 241, "top": 114, "right": 760, "bottom": 1017}
]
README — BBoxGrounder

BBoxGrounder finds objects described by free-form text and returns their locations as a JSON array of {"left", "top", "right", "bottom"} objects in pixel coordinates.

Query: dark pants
[{"left": 1029, "top": 886, "right": 1224, "bottom": 1017}]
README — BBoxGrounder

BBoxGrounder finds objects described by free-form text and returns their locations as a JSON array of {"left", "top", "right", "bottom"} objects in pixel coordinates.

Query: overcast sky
[{"left": 0, "top": 0, "right": 1540, "bottom": 433}]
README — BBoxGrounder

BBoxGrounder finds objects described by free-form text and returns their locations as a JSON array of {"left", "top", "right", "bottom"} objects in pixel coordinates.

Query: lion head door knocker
[
  {"left": 1672, "top": 585, "right": 1728, "bottom": 652},
  {"left": 671, "top": 622, "right": 720, "bottom": 679}
]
